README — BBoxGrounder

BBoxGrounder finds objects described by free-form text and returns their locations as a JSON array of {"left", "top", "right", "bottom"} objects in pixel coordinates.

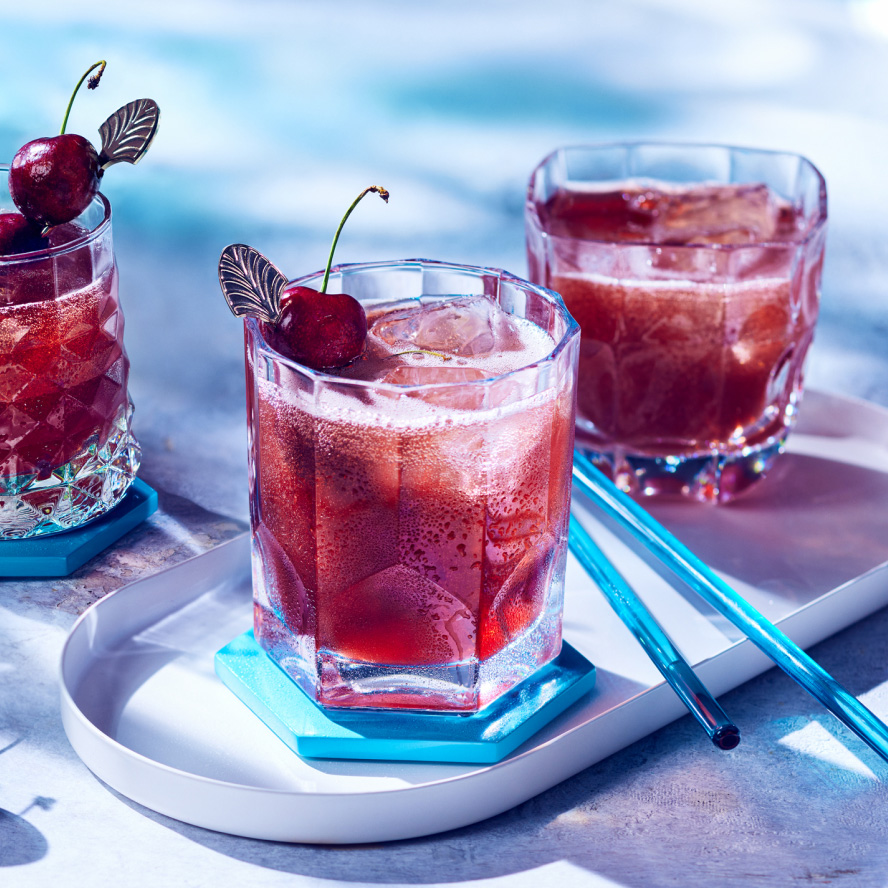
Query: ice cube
[
  {"left": 333, "top": 352, "right": 399, "bottom": 383},
  {"left": 656, "top": 184, "right": 778, "bottom": 245},
  {"left": 383, "top": 365, "right": 489, "bottom": 386},
  {"left": 336, "top": 353, "right": 492, "bottom": 389},
  {"left": 384, "top": 363, "right": 489, "bottom": 410},
  {"left": 371, "top": 296, "right": 523, "bottom": 357},
  {"left": 325, "top": 564, "right": 476, "bottom": 665}
]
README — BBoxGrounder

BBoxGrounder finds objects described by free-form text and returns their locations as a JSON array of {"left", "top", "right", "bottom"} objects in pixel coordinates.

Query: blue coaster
[
  {"left": 0, "top": 479, "right": 158, "bottom": 578},
  {"left": 215, "top": 631, "right": 596, "bottom": 764}
]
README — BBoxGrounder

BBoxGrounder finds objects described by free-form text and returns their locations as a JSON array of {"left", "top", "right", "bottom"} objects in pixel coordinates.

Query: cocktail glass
[
  {"left": 246, "top": 259, "right": 579, "bottom": 711},
  {"left": 0, "top": 166, "right": 139, "bottom": 538},
  {"left": 526, "top": 143, "right": 827, "bottom": 503}
]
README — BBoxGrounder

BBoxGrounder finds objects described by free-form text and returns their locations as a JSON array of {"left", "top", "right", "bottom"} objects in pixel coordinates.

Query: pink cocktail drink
[
  {"left": 247, "top": 260, "right": 579, "bottom": 711},
  {"left": 526, "top": 144, "right": 827, "bottom": 502},
  {"left": 0, "top": 176, "right": 139, "bottom": 538}
]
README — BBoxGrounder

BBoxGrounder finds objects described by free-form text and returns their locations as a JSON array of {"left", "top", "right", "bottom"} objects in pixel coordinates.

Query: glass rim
[
  {"left": 249, "top": 257, "right": 580, "bottom": 392},
  {"left": 0, "top": 163, "right": 112, "bottom": 265},
  {"left": 526, "top": 140, "right": 828, "bottom": 251}
]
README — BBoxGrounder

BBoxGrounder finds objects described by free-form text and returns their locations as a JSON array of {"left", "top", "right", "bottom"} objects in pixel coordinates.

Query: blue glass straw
[
  {"left": 572, "top": 450, "right": 888, "bottom": 764},
  {"left": 569, "top": 514, "right": 740, "bottom": 750}
]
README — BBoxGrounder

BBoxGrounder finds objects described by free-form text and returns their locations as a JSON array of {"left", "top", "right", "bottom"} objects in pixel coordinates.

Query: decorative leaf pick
[
  {"left": 218, "top": 244, "right": 287, "bottom": 323},
  {"left": 98, "top": 98, "right": 160, "bottom": 170}
]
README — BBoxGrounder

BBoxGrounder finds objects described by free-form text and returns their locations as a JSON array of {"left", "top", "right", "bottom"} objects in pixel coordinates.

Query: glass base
[
  {"left": 581, "top": 431, "right": 788, "bottom": 504},
  {"left": 256, "top": 599, "right": 564, "bottom": 713},
  {"left": 0, "top": 403, "right": 141, "bottom": 539},
  {"left": 0, "top": 479, "right": 158, "bottom": 577},
  {"left": 215, "top": 630, "right": 596, "bottom": 764}
]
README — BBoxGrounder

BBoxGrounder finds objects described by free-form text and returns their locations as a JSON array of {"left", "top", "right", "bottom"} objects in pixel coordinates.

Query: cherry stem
[
  {"left": 320, "top": 186, "right": 389, "bottom": 294},
  {"left": 393, "top": 349, "right": 452, "bottom": 361},
  {"left": 60, "top": 60, "right": 106, "bottom": 135}
]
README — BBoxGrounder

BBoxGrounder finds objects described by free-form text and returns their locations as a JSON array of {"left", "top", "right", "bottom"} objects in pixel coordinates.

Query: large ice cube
[
  {"left": 383, "top": 365, "right": 489, "bottom": 410},
  {"left": 382, "top": 365, "right": 489, "bottom": 386},
  {"left": 656, "top": 184, "right": 778, "bottom": 245},
  {"left": 323, "top": 564, "right": 476, "bottom": 665},
  {"left": 370, "top": 296, "right": 524, "bottom": 357}
]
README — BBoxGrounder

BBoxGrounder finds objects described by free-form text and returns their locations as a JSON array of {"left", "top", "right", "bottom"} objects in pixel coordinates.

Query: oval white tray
[{"left": 60, "top": 390, "right": 888, "bottom": 844}]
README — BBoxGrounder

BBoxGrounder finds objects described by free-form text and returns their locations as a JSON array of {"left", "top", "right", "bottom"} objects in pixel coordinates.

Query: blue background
[{"left": 4, "top": 0, "right": 886, "bottom": 522}]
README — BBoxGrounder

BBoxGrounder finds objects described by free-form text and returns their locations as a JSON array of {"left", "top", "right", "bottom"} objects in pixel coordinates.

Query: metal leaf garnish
[
  {"left": 218, "top": 244, "right": 286, "bottom": 323},
  {"left": 97, "top": 99, "right": 160, "bottom": 170}
]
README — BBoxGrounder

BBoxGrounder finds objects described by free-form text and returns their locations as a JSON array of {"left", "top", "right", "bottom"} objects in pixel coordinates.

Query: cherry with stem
[
  {"left": 219, "top": 186, "right": 391, "bottom": 371},
  {"left": 9, "top": 61, "right": 107, "bottom": 228}
]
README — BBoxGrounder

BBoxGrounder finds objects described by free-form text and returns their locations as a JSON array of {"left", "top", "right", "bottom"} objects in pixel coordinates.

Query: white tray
[{"left": 59, "top": 390, "right": 888, "bottom": 844}]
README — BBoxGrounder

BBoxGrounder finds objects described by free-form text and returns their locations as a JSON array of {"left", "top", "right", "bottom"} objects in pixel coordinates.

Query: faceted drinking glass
[
  {"left": 526, "top": 143, "right": 827, "bottom": 503},
  {"left": 0, "top": 167, "right": 139, "bottom": 538},
  {"left": 246, "top": 259, "right": 580, "bottom": 711}
]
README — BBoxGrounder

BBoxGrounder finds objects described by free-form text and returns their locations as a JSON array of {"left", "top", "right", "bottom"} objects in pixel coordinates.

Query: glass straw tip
[{"left": 712, "top": 725, "right": 741, "bottom": 750}]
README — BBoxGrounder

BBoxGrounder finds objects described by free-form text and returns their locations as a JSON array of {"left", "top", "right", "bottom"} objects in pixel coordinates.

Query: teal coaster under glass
[
  {"left": 215, "top": 630, "right": 597, "bottom": 764},
  {"left": 0, "top": 478, "right": 158, "bottom": 577}
]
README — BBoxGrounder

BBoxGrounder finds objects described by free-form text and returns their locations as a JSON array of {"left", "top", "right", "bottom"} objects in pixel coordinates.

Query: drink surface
[
  {"left": 249, "top": 293, "right": 575, "bottom": 710},
  {"left": 531, "top": 182, "right": 821, "bottom": 456},
  {"left": 537, "top": 181, "right": 809, "bottom": 245}
]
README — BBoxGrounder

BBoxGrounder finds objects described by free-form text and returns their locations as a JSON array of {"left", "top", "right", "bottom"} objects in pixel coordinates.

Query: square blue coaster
[
  {"left": 215, "top": 631, "right": 596, "bottom": 764},
  {"left": 0, "top": 479, "right": 158, "bottom": 577}
]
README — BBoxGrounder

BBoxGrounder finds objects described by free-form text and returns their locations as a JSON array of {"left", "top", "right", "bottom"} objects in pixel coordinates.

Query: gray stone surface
[{"left": 3, "top": 1, "right": 888, "bottom": 885}]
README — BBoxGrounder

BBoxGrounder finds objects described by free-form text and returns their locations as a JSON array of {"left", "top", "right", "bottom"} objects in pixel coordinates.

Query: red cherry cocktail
[
  {"left": 0, "top": 174, "right": 138, "bottom": 537},
  {"left": 245, "top": 260, "right": 579, "bottom": 711},
  {"left": 526, "top": 144, "right": 827, "bottom": 503},
  {"left": 1, "top": 63, "right": 157, "bottom": 537}
]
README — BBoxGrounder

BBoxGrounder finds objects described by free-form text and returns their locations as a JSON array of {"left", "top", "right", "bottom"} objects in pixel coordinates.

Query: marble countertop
[{"left": 3, "top": 1, "right": 888, "bottom": 885}]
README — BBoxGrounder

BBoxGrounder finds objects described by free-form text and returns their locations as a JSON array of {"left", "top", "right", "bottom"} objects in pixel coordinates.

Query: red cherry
[
  {"left": 9, "top": 134, "right": 101, "bottom": 227},
  {"left": 263, "top": 285, "right": 367, "bottom": 370},
  {"left": 0, "top": 213, "right": 48, "bottom": 256}
]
